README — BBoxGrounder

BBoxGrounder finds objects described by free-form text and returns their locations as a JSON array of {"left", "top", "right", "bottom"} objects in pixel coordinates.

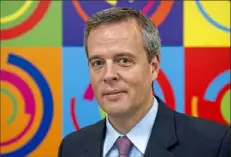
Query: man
[{"left": 59, "top": 7, "right": 230, "bottom": 157}]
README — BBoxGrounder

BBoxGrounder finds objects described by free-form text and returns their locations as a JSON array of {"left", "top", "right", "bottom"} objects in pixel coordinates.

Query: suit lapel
[
  {"left": 144, "top": 96, "right": 178, "bottom": 157},
  {"left": 82, "top": 119, "right": 106, "bottom": 157},
  {"left": 144, "top": 143, "right": 176, "bottom": 157},
  {"left": 83, "top": 140, "right": 103, "bottom": 157},
  {"left": 81, "top": 96, "right": 178, "bottom": 157}
]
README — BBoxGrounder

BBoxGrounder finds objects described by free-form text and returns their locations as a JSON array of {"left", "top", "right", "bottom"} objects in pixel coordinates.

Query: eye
[
  {"left": 91, "top": 60, "right": 104, "bottom": 69},
  {"left": 117, "top": 58, "right": 132, "bottom": 66}
]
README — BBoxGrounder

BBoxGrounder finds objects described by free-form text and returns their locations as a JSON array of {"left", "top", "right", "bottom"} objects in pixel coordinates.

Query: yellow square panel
[{"left": 184, "top": 1, "right": 230, "bottom": 47}]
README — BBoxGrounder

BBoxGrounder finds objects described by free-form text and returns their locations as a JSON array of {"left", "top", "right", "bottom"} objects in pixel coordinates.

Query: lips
[
  {"left": 103, "top": 90, "right": 126, "bottom": 96},
  {"left": 102, "top": 90, "right": 126, "bottom": 101}
]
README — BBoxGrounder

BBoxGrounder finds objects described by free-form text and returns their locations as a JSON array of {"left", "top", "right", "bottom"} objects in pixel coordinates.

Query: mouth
[
  {"left": 103, "top": 90, "right": 126, "bottom": 100},
  {"left": 104, "top": 90, "right": 126, "bottom": 95}
]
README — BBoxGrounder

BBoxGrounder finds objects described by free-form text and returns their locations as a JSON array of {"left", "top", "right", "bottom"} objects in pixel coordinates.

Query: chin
[
  {"left": 103, "top": 103, "right": 131, "bottom": 117},
  {"left": 107, "top": 110, "right": 128, "bottom": 117}
]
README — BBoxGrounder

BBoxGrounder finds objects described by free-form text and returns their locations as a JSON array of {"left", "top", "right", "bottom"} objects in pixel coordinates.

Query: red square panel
[{"left": 185, "top": 47, "right": 230, "bottom": 125}]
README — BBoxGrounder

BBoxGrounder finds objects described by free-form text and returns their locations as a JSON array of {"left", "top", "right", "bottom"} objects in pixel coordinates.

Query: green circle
[
  {"left": 99, "top": 107, "right": 107, "bottom": 119},
  {"left": 1, "top": 87, "right": 18, "bottom": 124},
  {"left": 221, "top": 89, "right": 230, "bottom": 124}
]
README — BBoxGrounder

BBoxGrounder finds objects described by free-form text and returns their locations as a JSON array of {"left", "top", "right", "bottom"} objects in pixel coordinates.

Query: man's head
[{"left": 84, "top": 7, "right": 161, "bottom": 117}]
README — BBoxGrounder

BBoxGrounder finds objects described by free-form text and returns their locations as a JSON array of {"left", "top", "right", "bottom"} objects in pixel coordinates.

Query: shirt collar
[{"left": 103, "top": 97, "right": 158, "bottom": 156}]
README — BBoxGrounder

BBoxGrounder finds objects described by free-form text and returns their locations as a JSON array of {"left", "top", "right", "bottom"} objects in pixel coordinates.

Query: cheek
[
  {"left": 121, "top": 68, "right": 145, "bottom": 87},
  {"left": 90, "top": 69, "right": 103, "bottom": 82},
  {"left": 121, "top": 67, "right": 151, "bottom": 91}
]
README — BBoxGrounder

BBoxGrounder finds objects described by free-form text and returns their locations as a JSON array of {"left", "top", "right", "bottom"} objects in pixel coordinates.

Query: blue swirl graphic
[
  {"left": 204, "top": 70, "right": 230, "bottom": 101},
  {"left": 2, "top": 53, "right": 53, "bottom": 157},
  {"left": 196, "top": 0, "right": 230, "bottom": 32}
]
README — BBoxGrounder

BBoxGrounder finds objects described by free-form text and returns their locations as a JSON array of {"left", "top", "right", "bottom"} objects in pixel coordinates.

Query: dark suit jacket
[{"left": 58, "top": 96, "right": 231, "bottom": 157}]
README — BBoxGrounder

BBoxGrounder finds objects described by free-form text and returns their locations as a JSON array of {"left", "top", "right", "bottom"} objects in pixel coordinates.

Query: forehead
[
  {"left": 87, "top": 19, "right": 144, "bottom": 57},
  {"left": 88, "top": 18, "right": 140, "bottom": 37}
]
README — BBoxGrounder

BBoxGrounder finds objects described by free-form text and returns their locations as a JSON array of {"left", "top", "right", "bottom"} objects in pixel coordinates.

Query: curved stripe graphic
[
  {"left": 72, "top": 0, "right": 155, "bottom": 21},
  {"left": 205, "top": 70, "right": 230, "bottom": 101},
  {"left": 150, "top": 0, "right": 174, "bottom": 27},
  {"left": 70, "top": 97, "right": 80, "bottom": 130},
  {"left": 2, "top": 53, "right": 53, "bottom": 157},
  {"left": 141, "top": 0, "right": 154, "bottom": 14},
  {"left": 1, "top": 1, "right": 51, "bottom": 40},
  {"left": 157, "top": 70, "right": 175, "bottom": 109},
  {"left": 0, "top": 1, "right": 33, "bottom": 24},
  {"left": 0, "top": 70, "right": 35, "bottom": 146},
  {"left": 196, "top": 0, "right": 230, "bottom": 32},
  {"left": 0, "top": 88, "right": 18, "bottom": 124}
]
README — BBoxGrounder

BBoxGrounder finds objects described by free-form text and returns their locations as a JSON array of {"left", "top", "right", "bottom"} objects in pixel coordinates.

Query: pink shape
[
  {"left": 141, "top": 0, "right": 155, "bottom": 14},
  {"left": 84, "top": 84, "right": 94, "bottom": 100},
  {"left": 0, "top": 70, "right": 35, "bottom": 146}
]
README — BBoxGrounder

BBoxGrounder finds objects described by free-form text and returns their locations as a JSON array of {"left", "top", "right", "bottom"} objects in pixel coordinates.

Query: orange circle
[
  {"left": 72, "top": 0, "right": 174, "bottom": 27},
  {"left": 72, "top": 0, "right": 88, "bottom": 21}
]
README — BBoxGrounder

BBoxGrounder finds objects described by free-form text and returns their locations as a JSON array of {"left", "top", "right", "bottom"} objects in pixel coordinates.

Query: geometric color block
[
  {"left": 0, "top": 1, "right": 62, "bottom": 46},
  {"left": 0, "top": 48, "right": 62, "bottom": 157},
  {"left": 185, "top": 47, "right": 230, "bottom": 126},
  {"left": 63, "top": 47, "right": 94, "bottom": 135},
  {"left": 1, "top": 1, "right": 230, "bottom": 156},
  {"left": 157, "top": 1, "right": 183, "bottom": 46},
  {"left": 63, "top": 1, "right": 183, "bottom": 46},
  {"left": 155, "top": 46, "right": 184, "bottom": 113},
  {"left": 184, "top": 1, "right": 230, "bottom": 47}
]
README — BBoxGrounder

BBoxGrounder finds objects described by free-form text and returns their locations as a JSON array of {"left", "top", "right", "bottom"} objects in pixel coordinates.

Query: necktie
[{"left": 115, "top": 136, "right": 132, "bottom": 157}]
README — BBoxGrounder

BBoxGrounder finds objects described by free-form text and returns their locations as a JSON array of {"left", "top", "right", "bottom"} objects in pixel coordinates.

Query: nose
[{"left": 103, "top": 62, "right": 118, "bottom": 83}]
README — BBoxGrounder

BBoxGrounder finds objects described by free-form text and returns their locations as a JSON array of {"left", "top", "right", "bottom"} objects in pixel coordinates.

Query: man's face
[{"left": 87, "top": 19, "right": 159, "bottom": 117}]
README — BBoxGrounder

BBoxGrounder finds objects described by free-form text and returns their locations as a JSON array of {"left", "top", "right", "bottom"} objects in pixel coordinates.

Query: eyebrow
[
  {"left": 88, "top": 55, "right": 102, "bottom": 63},
  {"left": 114, "top": 52, "right": 136, "bottom": 59},
  {"left": 88, "top": 52, "right": 136, "bottom": 62}
]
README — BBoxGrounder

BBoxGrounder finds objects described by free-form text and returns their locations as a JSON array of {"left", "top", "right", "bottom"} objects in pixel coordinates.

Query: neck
[{"left": 108, "top": 94, "right": 154, "bottom": 135}]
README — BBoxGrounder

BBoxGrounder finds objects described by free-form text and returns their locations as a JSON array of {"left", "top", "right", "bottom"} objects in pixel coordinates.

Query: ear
[{"left": 150, "top": 54, "right": 160, "bottom": 81}]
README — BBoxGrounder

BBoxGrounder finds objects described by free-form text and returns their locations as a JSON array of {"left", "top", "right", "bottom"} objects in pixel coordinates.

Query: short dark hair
[{"left": 84, "top": 7, "right": 161, "bottom": 63}]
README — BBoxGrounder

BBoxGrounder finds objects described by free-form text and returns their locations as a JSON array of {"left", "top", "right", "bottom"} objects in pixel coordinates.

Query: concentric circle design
[
  {"left": 155, "top": 70, "right": 175, "bottom": 109},
  {"left": 0, "top": 88, "right": 18, "bottom": 124},
  {"left": 195, "top": 0, "right": 230, "bottom": 32},
  {"left": 0, "top": 1, "right": 51, "bottom": 40},
  {"left": 0, "top": 1, "right": 33, "bottom": 24},
  {"left": 191, "top": 70, "right": 230, "bottom": 125},
  {"left": 72, "top": 0, "right": 174, "bottom": 27},
  {"left": 0, "top": 70, "right": 35, "bottom": 146},
  {"left": 0, "top": 53, "right": 53, "bottom": 157}
]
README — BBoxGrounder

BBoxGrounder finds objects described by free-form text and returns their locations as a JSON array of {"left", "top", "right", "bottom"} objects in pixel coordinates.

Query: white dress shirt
[{"left": 103, "top": 97, "right": 159, "bottom": 157}]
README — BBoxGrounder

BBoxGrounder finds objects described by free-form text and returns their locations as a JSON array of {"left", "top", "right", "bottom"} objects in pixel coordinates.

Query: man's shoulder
[
  {"left": 173, "top": 110, "right": 230, "bottom": 145},
  {"left": 174, "top": 110, "right": 229, "bottom": 132},
  {"left": 62, "top": 119, "right": 105, "bottom": 143},
  {"left": 58, "top": 119, "right": 105, "bottom": 157}
]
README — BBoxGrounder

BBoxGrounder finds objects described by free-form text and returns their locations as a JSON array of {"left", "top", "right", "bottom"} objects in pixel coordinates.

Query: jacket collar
[
  {"left": 143, "top": 96, "right": 178, "bottom": 157},
  {"left": 80, "top": 119, "right": 106, "bottom": 157},
  {"left": 82, "top": 96, "right": 178, "bottom": 157}
]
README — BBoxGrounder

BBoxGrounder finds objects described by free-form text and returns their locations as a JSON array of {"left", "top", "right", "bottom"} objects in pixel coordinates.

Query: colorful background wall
[{"left": 0, "top": 1, "right": 230, "bottom": 157}]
